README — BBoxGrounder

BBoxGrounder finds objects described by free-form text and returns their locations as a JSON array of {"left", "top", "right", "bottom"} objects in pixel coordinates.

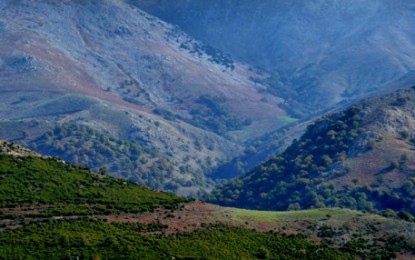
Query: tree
[
  {"left": 99, "top": 167, "right": 109, "bottom": 176},
  {"left": 321, "top": 155, "right": 333, "bottom": 166},
  {"left": 398, "top": 210, "right": 415, "bottom": 222},
  {"left": 287, "top": 203, "right": 301, "bottom": 210}
]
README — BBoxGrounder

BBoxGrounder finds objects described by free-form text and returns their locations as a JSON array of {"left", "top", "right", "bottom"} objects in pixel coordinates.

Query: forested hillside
[
  {"left": 208, "top": 87, "right": 415, "bottom": 218},
  {"left": 27, "top": 123, "right": 209, "bottom": 193}
]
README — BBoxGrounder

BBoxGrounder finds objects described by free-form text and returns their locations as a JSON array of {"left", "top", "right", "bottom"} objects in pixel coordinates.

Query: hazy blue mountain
[{"left": 132, "top": 0, "right": 415, "bottom": 112}]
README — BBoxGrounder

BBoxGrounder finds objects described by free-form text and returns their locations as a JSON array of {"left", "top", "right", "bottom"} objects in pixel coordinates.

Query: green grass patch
[{"left": 229, "top": 207, "right": 361, "bottom": 223}]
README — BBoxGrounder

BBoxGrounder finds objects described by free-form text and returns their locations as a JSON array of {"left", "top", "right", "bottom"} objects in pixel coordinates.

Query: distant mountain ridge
[{"left": 132, "top": 0, "right": 415, "bottom": 114}]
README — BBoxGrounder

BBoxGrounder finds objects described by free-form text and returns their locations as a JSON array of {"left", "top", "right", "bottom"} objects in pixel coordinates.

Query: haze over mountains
[
  {"left": 2, "top": 0, "right": 415, "bottom": 196},
  {"left": 133, "top": 0, "right": 415, "bottom": 112},
  {"left": 132, "top": 0, "right": 415, "bottom": 180}
]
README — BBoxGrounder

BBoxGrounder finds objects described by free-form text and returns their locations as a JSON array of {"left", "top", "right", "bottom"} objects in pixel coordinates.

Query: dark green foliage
[
  {"left": 0, "top": 155, "right": 188, "bottom": 214},
  {"left": 252, "top": 74, "right": 309, "bottom": 118},
  {"left": 187, "top": 95, "right": 251, "bottom": 135},
  {"left": 178, "top": 39, "right": 235, "bottom": 70},
  {"left": 153, "top": 108, "right": 177, "bottom": 121},
  {"left": 0, "top": 221, "right": 352, "bottom": 259},
  {"left": 28, "top": 123, "right": 194, "bottom": 192},
  {"left": 397, "top": 210, "right": 415, "bottom": 222},
  {"left": 342, "top": 234, "right": 415, "bottom": 259}
]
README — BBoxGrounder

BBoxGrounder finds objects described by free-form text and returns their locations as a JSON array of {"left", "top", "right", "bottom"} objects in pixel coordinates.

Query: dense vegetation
[
  {"left": 208, "top": 96, "right": 415, "bottom": 218},
  {"left": 0, "top": 221, "right": 352, "bottom": 259},
  {"left": 0, "top": 154, "right": 188, "bottom": 214},
  {"left": 154, "top": 94, "right": 252, "bottom": 136},
  {"left": 189, "top": 95, "right": 252, "bottom": 135},
  {"left": 28, "top": 123, "right": 200, "bottom": 192}
]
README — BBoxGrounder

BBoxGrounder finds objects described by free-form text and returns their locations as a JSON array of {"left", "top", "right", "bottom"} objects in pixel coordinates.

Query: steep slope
[
  {"left": 0, "top": 0, "right": 285, "bottom": 136},
  {"left": 1, "top": 141, "right": 414, "bottom": 259},
  {"left": 208, "top": 86, "right": 415, "bottom": 216},
  {"left": 132, "top": 0, "right": 415, "bottom": 115},
  {"left": 0, "top": 0, "right": 292, "bottom": 193}
]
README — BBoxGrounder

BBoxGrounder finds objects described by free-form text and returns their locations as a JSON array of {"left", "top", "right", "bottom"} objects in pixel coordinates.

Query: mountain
[
  {"left": 4, "top": 0, "right": 415, "bottom": 194},
  {"left": 208, "top": 86, "right": 415, "bottom": 217},
  {"left": 0, "top": 0, "right": 293, "bottom": 194},
  {"left": 1, "top": 140, "right": 414, "bottom": 259},
  {"left": 131, "top": 0, "right": 415, "bottom": 116}
]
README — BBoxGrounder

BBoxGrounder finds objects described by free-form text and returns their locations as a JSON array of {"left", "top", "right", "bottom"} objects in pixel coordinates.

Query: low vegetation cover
[
  {"left": 228, "top": 207, "right": 415, "bottom": 259},
  {"left": 0, "top": 221, "right": 352, "bottom": 259},
  {"left": 0, "top": 154, "right": 188, "bottom": 214},
  {"left": 154, "top": 94, "right": 253, "bottom": 135}
]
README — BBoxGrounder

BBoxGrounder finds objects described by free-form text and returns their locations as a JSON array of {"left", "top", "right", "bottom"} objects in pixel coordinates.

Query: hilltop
[
  {"left": 208, "top": 86, "right": 415, "bottom": 218},
  {"left": 0, "top": 140, "right": 40, "bottom": 158},
  {"left": 1, "top": 141, "right": 414, "bottom": 259}
]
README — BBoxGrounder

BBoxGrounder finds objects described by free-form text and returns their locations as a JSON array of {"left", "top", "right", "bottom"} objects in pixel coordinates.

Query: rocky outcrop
[{"left": 0, "top": 140, "right": 40, "bottom": 157}]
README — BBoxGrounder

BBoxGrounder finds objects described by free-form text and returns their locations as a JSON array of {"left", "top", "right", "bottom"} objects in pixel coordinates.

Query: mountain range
[
  {"left": 133, "top": 0, "right": 415, "bottom": 113},
  {"left": 2, "top": 0, "right": 415, "bottom": 195}
]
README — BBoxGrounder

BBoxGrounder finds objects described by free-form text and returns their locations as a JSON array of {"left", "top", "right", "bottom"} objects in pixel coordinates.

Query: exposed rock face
[{"left": 0, "top": 140, "right": 40, "bottom": 157}]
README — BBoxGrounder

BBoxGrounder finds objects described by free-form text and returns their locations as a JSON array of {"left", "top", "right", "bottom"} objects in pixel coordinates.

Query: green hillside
[
  {"left": 0, "top": 144, "right": 354, "bottom": 259},
  {"left": 0, "top": 222, "right": 352, "bottom": 259},
  {"left": 0, "top": 155, "right": 188, "bottom": 215},
  {"left": 208, "top": 87, "right": 415, "bottom": 217}
]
